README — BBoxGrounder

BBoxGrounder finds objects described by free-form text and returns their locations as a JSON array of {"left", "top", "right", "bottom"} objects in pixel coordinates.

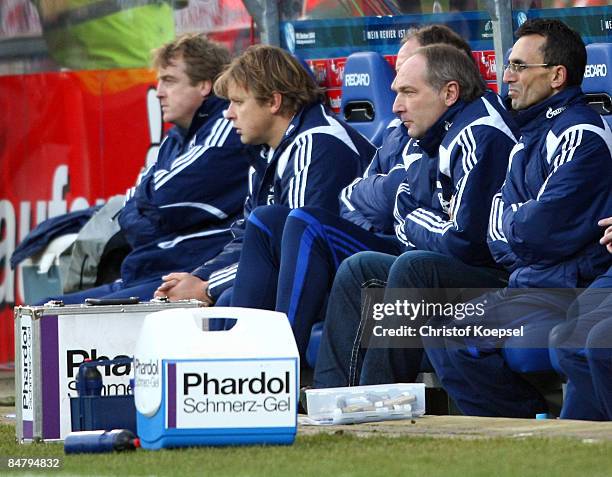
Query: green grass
[{"left": 1, "top": 424, "right": 611, "bottom": 476}]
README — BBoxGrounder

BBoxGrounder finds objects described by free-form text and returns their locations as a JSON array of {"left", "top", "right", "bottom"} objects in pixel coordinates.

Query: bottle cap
[{"left": 535, "top": 413, "right": 550, "bottom": 420}]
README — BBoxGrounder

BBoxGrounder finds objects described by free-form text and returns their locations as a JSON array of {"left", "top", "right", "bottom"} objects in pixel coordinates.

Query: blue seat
[
  {"left": 306, "top": 321, "right": 324, "bottom": 369},
  {"left": 340, "top": 51, "right": 396, "bottom": 147},
  {"left": 583, "top": 43, "right": 612, "bottom": 127},
  {"left": 503, "top": 320, "right": 563, "bottom": 374}
]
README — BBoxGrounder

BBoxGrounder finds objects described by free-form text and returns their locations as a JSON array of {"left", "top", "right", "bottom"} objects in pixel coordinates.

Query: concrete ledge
[{"left": 298, "top": 415, "right": 612, "bottom": 442}]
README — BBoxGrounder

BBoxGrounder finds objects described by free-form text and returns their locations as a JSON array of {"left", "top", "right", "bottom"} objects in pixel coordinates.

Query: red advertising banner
[{"left": 0, "top": 68, "right": 159, "bottom": 362}]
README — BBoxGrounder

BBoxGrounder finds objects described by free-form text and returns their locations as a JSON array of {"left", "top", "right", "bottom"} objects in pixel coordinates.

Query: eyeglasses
[{"left": 503, "top": 62, "right": 554, "bottom": 74}]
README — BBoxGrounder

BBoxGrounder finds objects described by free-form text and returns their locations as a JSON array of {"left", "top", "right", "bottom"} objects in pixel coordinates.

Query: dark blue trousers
[
  {"left": 231, "top": 205, "right": 403, "bottom": 358},
  {"left": 313, "top": 250, "right": 507, "bottom": 388},
  {"left": 550, "top": 268, "right": 612, "bottom": 420},
  {"left": 587, "top": 317, "right": 612, "bottom": 420}
]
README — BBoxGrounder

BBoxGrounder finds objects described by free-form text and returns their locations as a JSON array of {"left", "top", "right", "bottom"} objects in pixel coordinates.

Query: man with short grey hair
[{"left": 314, "top": 43, "right": 519, "bottom": 387}]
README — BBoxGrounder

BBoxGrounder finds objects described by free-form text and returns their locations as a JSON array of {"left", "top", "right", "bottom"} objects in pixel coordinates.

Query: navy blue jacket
[
  {"left": 339, "top": 123, "right": 423, "bottom": 236},
  {"left": 118, "top": 95, "right": 251, "bottom": 285},
  {"left": 488, "top": 87, "right": 612, "bottom": 288},
  {"left": 11, "top": 206, "right": 100, "bottom": 269},
  {"left": 395, "top": 91, "right": 520, "bottom": 267},
  {"left": 193, "top": 102, "right": 376, "bottom": 299}
]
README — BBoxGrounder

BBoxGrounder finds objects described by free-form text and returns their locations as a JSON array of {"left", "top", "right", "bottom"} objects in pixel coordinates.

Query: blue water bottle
[
  {"left": 76, "top": 359, "right": 103, "bottom": 396},
  {"left": 64, "top": 429, "right": 140, "bottom": 454}
]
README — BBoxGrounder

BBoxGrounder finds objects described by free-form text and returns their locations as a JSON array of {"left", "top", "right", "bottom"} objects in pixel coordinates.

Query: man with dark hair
[
  {"left": 314, "top": 43, "right": 518, "bottom": 387},
  {"left": 418, "top": 18, "right": 612, "bottom": 417},
  {"left": 402, "top": 24, "right": 473, "bottom": 60},
  {"left": 507, "top": 17, "right": 587, "bottom": 102},
  {"left": 43, "top": 34, "right": 252, "bottom": 304},
  {"left": 155, "top": 45, "right": 375, "bottom": 304}
]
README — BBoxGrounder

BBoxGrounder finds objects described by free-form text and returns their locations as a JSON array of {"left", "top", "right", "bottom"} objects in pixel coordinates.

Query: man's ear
[
  {"left": 269, "top": 92, "right": 283, "bottom": 114},
  {"left": 200, "top": 80, "right": 213, "bottom": 98},
  {"left": 443, "top": 81, "right": 460, "bottom": 106},
  {"left": 550, "top": 65, "right": 567, "bottom": 90}
]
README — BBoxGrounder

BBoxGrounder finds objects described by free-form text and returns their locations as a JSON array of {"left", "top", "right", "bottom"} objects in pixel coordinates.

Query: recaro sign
[
  {"left": 584, "top": 63, "right": 608, "bottom": 78},
  {"left": 345, "top": 73, "right": 371, "bottom": 87}
]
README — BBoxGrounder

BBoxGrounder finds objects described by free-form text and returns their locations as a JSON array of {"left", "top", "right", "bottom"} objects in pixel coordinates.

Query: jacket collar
[
  {"left": 418, "top": 99, "right": 465, "bottom": 156},
  {"left": 170, "top": 94, "right": 227, "bottom": 142},
  {"left": 277, "top": 102, "right": 326, "bottom": 148},
  {"left": 514, "top": 86, "right": 584, "bottom": 131}
]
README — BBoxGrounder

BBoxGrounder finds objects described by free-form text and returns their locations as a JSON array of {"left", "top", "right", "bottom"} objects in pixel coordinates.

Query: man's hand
[
  {"left": 599, "top": 217, "right": 612, "bottom": 254},
  {"left": 154, "top": 272, "right": 213, "bottom": 305}
]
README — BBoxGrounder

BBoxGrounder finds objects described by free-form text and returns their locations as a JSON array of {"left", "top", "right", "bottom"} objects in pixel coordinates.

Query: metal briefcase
[{"left": 14, "top": 298, "right": 205, "bottom": 442}]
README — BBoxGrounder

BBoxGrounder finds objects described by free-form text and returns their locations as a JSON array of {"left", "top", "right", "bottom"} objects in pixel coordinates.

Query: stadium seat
[
  {"left": 306, "top": 321, "right": 324, "bottom": 369},
  {"left": 340, "top": 51, "right": 396, "bottom": 147},
  {"left": 503, "top": 320, "right": 563, "bottom": 374},
  {"left": 582, "top": 43, "right": 612, "bottom": 127}
]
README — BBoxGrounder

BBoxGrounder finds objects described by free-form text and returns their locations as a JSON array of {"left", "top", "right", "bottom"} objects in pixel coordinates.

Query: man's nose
[
  {"left": 502, "top": 68, "right": 515, "bottom": 84},
  {"left": 392, "top": 95, "right": 402, "bottom": 114}
]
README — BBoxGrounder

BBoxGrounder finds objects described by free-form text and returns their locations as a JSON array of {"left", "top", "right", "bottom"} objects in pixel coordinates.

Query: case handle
[{"left": 85, "top": 297, "right": 140, "bottom": 306}]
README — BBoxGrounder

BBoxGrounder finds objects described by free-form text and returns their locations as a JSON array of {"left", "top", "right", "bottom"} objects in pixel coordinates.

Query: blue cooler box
[{"left": 134, "top": 307, "right": 300, "bottom": 449}]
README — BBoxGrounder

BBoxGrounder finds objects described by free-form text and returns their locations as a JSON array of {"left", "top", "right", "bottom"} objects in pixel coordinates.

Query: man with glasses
[{"left": 419, "top": 18, "right": 612, "bottom": 417}]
